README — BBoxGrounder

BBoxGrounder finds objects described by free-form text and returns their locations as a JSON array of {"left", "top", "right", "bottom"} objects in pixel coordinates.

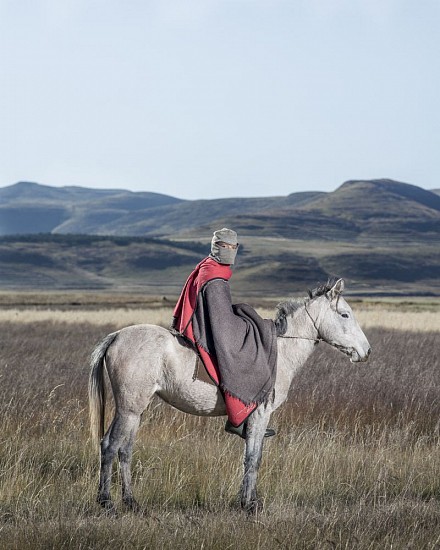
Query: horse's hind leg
[
  {"left": 97, "top": 411, "right": 140, "bottom": 512},
  {"left": 98, "top": 417, "right": 117, "bottom": 512}
]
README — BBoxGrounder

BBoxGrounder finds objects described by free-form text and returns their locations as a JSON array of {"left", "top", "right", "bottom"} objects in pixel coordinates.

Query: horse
[{"left": 89, "top": 278, "right": 371, "bottom": 514}]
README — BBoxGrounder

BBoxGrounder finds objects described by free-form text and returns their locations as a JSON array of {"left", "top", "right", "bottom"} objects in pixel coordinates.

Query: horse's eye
[{"left": 341, "top": 313, "right": 349, "bottom": 318}]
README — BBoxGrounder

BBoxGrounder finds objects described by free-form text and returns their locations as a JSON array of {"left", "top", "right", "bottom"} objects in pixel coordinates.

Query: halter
[
  {"left": 278, "top": 302, "right": 323, "bottom": 344},
  {"left": 278, "top": 296, "right": 352, "bottom": 357}
]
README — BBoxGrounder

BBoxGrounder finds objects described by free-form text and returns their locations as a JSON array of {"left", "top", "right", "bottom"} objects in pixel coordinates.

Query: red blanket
[{"left": 173, "top": 257, "right": 257, "bottom": 426}]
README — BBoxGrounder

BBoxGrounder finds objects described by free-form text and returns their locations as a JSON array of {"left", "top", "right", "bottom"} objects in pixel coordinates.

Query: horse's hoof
[
  {"left": 123, "top": 497, "right": 143, "bottom": 514},
  {"left": 242, "top": 498, "right": 263, "bottom": 516},
  {"left": 97, "top": 496, "right": 117, "bottom": 516},
  {"left": 248, "top": 501, "right": 263, "bottom": 516}
]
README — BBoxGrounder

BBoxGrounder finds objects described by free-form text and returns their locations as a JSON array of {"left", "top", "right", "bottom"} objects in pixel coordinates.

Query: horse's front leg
[{"left": 240, "top": 405, "right": 271, "bottom": 515}]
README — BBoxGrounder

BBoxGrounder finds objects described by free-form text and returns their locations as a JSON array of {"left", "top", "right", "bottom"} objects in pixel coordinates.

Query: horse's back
[
  {"left": 103, "top": 324, "right": 175, "bottom": 407},
  {"left": 105, "top": 323, "right": 225, "bottom": 417},
  {"left": 115, "top": 323, "right": 175, "bottom": 353}
]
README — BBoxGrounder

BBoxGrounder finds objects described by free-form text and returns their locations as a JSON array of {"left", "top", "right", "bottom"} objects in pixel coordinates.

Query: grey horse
[{"left": 89, "top": 278, "right": 371, "bottom": 514}]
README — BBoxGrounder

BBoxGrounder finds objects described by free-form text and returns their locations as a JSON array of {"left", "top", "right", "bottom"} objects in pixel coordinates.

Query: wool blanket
[
  {"left": 172, "top": 256, "right": 277, "bottom": 426},
  {"left": 172, "top": 256, "right": 232, "bottom": 341}
]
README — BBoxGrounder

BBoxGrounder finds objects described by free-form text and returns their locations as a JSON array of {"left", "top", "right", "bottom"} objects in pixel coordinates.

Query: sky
[{"left": 1, "top": 0, "right": 439, "bottom": 200}]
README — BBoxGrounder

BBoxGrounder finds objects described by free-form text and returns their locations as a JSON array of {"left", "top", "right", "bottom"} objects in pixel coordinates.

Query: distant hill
[
  {"left": 209, "top": 179, "right": 440, "bottom": 241},
  {"left": 298, "top": 179, "right": 440, "bottom": 238},
  {"left": 0, "top": 233, "right": 438, "bottom": 296},
  {"left": 1, "top": 179, "right": 439, "bottom": 242},
  {"left": 1, "top": 179, "right": 439, "bottom": 295},
  {"left": 0, "top": 181, "right": 322, "bottom": 235},
  {"left": 0, "top": 181, "right": 183, "bottom": 235}
]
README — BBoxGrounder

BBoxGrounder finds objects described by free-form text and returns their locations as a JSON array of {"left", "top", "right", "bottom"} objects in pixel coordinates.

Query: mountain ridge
[
  {"left": 1, "top": 179, "right": 439, "bottom": 294},
  {"left": 0, "top": 179, "right": 439, "bottom": 241}
]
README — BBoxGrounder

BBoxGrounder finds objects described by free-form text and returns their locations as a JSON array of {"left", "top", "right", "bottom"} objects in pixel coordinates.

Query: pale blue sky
[{"left": 1, "top": 0, "right": 439, "bottom": 199}]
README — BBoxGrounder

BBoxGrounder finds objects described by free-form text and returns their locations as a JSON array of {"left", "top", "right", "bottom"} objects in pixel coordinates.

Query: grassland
[
  {"left": 0, "top": 296, "right": 439, "bottom": 549},
  {"left": 1, "top": 234, "right": 439, "bottom": 297}
]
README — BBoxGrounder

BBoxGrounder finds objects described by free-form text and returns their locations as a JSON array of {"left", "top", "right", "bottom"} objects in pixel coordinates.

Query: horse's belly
[{"left": 156, "top": 380, "right": 226, "bottom": 417}]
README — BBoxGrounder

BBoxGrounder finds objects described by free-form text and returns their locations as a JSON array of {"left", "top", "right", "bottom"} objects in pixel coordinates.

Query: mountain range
[
  {"left": 1, "top": 178, "right": 439, "bottom": 240},
  {"left": 0, "top": 179, "right": 439, "bottom": 296}
]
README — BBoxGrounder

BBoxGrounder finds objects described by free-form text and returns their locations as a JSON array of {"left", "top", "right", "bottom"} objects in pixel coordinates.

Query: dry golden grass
[
  {"left": 259, "top": 305, "right": 440, "bottom": 333},
  {"left": 0, "top": 306, "right": 173, "bottom": 328},
  {"left": 1, "top": 302, "right": 439, "bottom": 332},
  {"left": 0, "top": 300, "right": 439, "bottom": 549}
]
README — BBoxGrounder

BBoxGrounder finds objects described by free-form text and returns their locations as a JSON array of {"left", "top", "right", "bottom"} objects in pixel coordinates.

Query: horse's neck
[
  {"left": 288, "top": 303, "right": 319, "bottom": 341},
  {"left": 274, "top": 306, "right": 318, "bottom": 407}
]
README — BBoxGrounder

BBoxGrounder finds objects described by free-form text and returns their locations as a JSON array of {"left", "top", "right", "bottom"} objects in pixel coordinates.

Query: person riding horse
[{"left": 172, "top": 228, "right": 277, "bottom": 438}]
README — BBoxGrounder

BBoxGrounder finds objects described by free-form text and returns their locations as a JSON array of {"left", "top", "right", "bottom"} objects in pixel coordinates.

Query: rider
[{"left": 172, "top": 228, "right": 277, "bottom": 439}]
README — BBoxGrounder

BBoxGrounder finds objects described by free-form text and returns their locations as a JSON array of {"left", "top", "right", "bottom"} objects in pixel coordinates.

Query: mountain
[
  {"left": 0, "top": 181, "right": 183, "bottom": 235},
  {"left": 0, "top": 179, "right": 439, "bottom": 295},
  {"left": 204, "top": 179, "right": 440, "bottom": 241},
  {"left": 1, "top": 179, "right": 439, "bottom": 241}
]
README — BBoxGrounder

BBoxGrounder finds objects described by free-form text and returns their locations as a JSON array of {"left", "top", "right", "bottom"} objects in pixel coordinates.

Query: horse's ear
[
  {"left": 328, "top": 278, "right": 345, "bottom": 299},
  {"left": 275, "top": 305, "right": 288, "bottom": 336},
  {"left": 275, "top": 315, "right": 287, "bottom": 336}
]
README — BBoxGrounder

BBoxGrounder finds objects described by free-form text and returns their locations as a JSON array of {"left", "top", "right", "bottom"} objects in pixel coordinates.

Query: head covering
[{"left": 210, "top": 228, "right": 238, "bottom": 265}]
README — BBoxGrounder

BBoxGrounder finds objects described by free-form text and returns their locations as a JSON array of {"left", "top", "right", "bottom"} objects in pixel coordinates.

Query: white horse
[{"left": 89, "top": 278, "right": 370, "bottom": 514}]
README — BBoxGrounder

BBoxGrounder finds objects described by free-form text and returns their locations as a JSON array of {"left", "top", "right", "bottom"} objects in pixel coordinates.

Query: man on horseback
[{"left": 172, "top": 228, "right": 277, "bottom": 439}]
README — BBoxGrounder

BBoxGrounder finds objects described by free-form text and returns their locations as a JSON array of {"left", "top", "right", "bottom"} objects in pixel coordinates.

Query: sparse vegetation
[
  {"left": 1, "top": 234, "right": 439, "bottom": 296},
  {"left": 0, "top": 301, "right": 439, "bottom": 549}
]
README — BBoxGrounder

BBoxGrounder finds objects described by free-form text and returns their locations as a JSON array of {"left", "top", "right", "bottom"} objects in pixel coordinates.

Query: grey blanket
[{"left": 192, "top": 279, "right": 277, "bottom": 405}]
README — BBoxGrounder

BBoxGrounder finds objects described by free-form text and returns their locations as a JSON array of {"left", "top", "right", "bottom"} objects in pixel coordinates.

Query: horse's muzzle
[{"left": 350, "top": 347, "right": 371, "bottom": 363}]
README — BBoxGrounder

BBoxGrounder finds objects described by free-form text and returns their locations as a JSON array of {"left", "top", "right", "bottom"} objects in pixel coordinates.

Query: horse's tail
[{"left": 88, "top": 331, "right": 119, "bottom": 445}]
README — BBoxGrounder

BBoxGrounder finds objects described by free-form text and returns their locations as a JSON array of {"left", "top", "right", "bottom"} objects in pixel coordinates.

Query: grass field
[{"left": 0, "top": 296, "right": 439, "bottom": 549}]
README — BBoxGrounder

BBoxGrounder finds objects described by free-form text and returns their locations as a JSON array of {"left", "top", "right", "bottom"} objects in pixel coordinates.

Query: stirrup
[{"left": 224, "top": 420, "right": 276, "bottom": 439}]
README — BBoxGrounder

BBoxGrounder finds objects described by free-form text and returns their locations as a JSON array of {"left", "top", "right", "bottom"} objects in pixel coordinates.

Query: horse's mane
[{"left": 274, "top": 278, "right": 340, "bottom": 336}]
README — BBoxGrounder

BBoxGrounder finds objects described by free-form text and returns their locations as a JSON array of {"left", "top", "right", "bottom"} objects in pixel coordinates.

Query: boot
[{"left": 224, "top": 420, "right": 276, "bottom": 439}]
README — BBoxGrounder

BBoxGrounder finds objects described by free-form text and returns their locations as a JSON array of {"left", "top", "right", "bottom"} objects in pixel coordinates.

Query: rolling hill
[
  {"left": 0, "top": 233, "right": 438, "bottom": 296},
  {"left": 1, "top": 179, "right": 438, "bottom": 241},
  {"left": 0, "top": 179, "right": 438, "bottom": 295},
  {"left": 217, "top": 179, "right": 440, "bottom": 241}
]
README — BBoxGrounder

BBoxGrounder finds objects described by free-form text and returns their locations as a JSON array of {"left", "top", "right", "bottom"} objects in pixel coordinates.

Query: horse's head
[{"left": 307, "top": 278, "right": 371, "bottom": 363}]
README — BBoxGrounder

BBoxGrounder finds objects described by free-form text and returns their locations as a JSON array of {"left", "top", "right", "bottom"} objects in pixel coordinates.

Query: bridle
[
  {"left": 278, "top": 302, "right": 323, "bottom": 344},
  {"left": 278, "top": 295, "right": 353, "bottom": 356}
]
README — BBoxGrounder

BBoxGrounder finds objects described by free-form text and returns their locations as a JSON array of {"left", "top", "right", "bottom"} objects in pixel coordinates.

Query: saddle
[
  {"left": 193, "top": 356, "right": 217, "bottom": 386},
  {"left": 169, "top": 328, "right": 216, "bottom": 386}
]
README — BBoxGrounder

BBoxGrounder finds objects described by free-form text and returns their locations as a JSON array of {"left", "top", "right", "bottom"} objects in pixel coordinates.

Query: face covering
[{"left": 210, "top": 228, "right": 238, "bottom": 265}]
